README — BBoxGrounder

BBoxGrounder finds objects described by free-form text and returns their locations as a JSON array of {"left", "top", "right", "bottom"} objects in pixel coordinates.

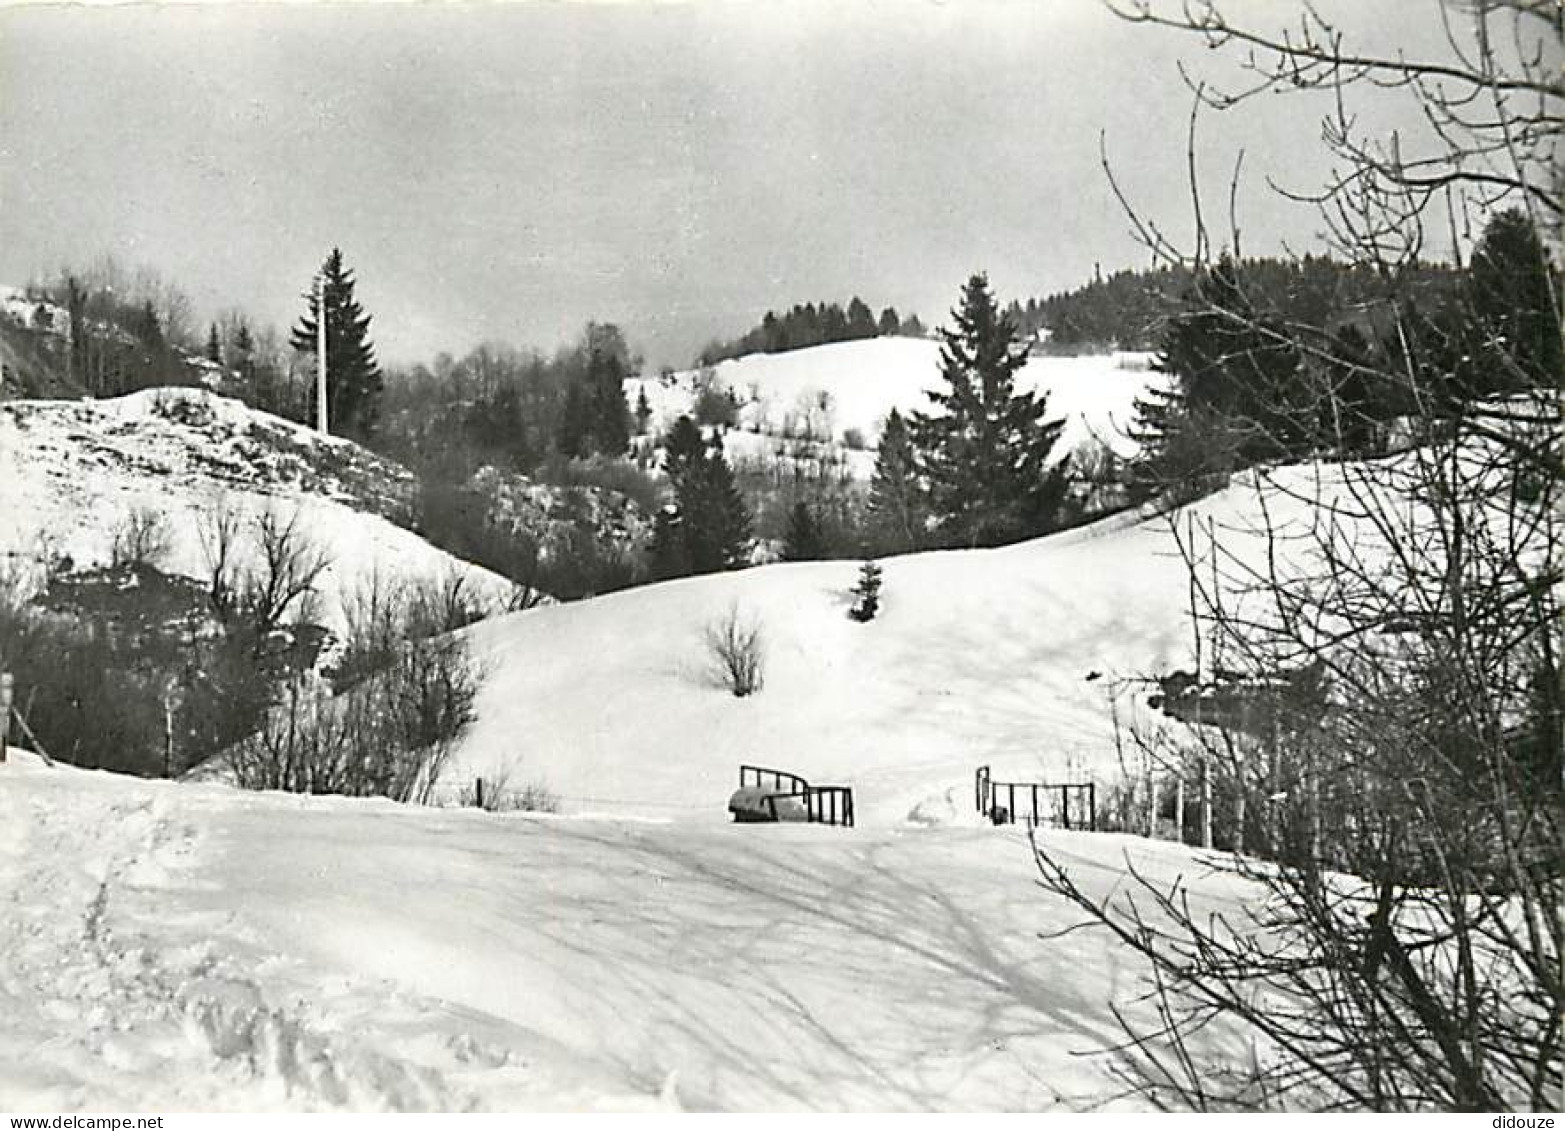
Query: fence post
[
  {"left": 475, "top": 777, "right": 485, "bottom": 810},
  {"left": 0, "top": 672, "right": 11, "bottom": 763},
  {"left": 1089, "top": 782, "right": 1097, "bottom": 831}
]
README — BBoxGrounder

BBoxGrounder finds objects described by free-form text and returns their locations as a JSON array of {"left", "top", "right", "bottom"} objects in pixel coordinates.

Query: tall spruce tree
[
  {"left": 910, "top": 273, "right": 1069, "bottom": 547},
  {"left": 654, "top": 415, "right": 751, "bottom": 577},
  {"left": 846, "top": 296, "right": 877, "bottom": 339},
  {"left": 1467, "top": 208, "right": 1564, "bottom": 393},
  {"left": 1130, "top": 256, "right": 1305, "bottom": 497},
  {"left": 866, "top": 408, "right": 926, "bottom": 553},
  {"left": 290, "top": 248, "right": 384, "bottom": 440},
  {"left": 558, "top": 322, "right": 634, "bottom": 458}
]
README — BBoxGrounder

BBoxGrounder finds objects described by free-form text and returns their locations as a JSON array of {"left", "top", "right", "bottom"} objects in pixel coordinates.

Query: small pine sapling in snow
[{"left": 848, "top": 560, "right": 882, "bottom": 622}]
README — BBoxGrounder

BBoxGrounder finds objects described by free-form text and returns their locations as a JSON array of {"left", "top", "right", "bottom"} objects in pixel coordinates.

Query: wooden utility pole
[{"left": 315, "top": 271, "right": 329, "bottom": 435}]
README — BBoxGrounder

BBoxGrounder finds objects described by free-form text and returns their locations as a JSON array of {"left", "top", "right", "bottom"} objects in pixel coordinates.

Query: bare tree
[
  {"left": 248, "top": 507, "right": 331, "bottom": 639},
  {"left": 198, "top": 496, "right": 245, "bottom": 622},
  {"left": 109, "top": 507, "right": 173, "bottom": 570},
  {"left": 1032, "top": 0, "right": 1562, "bottom": 1112}
]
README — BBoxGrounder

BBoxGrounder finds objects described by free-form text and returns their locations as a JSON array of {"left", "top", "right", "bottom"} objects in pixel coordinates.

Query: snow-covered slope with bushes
[
  {"left": 0, "top": 387, "right": 513, "bottom": 623},
  {"left": 629, "top": 338, "right": 1157, "bottom": 478},
  {"left": 446, "top": 461, "right": 1346, "bottom": 825}
]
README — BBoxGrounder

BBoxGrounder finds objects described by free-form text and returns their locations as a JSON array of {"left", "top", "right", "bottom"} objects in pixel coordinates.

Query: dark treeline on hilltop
[
  {"left": 1009, "top": 255, "right": 1462, "bottom": 352},
  {"left": 697, "top": 297, "right": 926, "bottom": 366},
  {"left": 1128, "top": 208, "right": 1561, "bottom": 498}
]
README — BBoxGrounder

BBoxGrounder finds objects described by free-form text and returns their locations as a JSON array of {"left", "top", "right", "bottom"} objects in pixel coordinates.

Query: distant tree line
[
  {"left": 1010, "top": 255, "right": 1460, "bottom": 353},
  {"left": 697, "top": 297, "right": 926, "bottom": 366}
]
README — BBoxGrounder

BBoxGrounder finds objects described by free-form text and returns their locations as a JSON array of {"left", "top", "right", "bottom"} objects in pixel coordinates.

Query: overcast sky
[{"left": 0, "top": 1, "right": 1457, "bottom": 369}]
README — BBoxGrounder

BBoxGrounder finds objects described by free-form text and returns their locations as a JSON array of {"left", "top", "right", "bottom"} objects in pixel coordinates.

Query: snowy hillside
[
  {"left": 445, "top": 460, "right": 1346, "bottom": 825},
  {"left": 1, "top": 750, "right": 1256, "bottom": 1111},
  {"left": 0, "top": 387, "right": 513, "bottom": 623},
  {"left": 629, "top": 338, "right": 1157, "bottom": 478}
]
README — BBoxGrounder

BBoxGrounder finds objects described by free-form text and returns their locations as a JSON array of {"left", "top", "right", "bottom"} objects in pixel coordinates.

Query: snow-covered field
[
  {"left": 1, "top": 751, "right": 1258, "bottom": 1111},
  {"left": 0, "top": 387, "right": 513, "bottom": 626},
  {"left": 630, "top": 338, "right": 1156, "bottom": 479},
  {"left": 446, "top": 459, "right": 1343, "bottom": 824}
]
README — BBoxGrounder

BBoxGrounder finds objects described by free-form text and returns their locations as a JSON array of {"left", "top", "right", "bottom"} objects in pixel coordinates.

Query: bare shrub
[
  {"left": 109, "top": 508, "right": 172, "bottom": 569},
  {"left": 232, "top": 573, "right": 482, "bottom": 803},
  {"left": 511, "top": 781, "right": 561, "bottom": 813},
  {"left": 458, "top": 769, "right": 561, "bottom": 813},
  {"left": 506, "top": 580, "right": 548, "bottom": 613},
  {"left": 704, "top": 602, "right": 764, "bottom": 697}
]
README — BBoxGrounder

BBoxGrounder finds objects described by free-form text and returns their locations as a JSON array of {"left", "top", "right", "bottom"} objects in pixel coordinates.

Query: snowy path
[{"left": 2, "top": 758, "right": 1254, "bottom": 1111}]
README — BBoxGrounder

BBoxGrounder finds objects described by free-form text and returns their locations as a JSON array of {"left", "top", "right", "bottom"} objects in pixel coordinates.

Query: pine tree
[
  {"left": 662, "top": 414, "right": 708, "bottom": 489},
  {"left": 290, "top": 248, "right": 384, "bottom": 440},
  {"left": 558, "top": 323, "right": 633, "bottom": 458},
  {"left": 909, "top": 274, "right": 1069, "bottom": 547},
  {"left": 649, "top": 505, "right": 692, "bottom": 580},
  {"left": 231, "top": 320, "right": 255, "bottom": 381},
  {"left": 634, "top": 386, "right": 653, "bottom": 435},
  {"left": 866, "top": 408, "right": 926, "bottom": 553},
  {"left": 1467, "top": 208, "right": 1563, "bottom": 393},
  {"left": 782, "top": 502, "right": 827, "bottom": 561},
  {"left": 588, "top": 344, "right": 632, "bottom": 455},
  {"left": 847, "top": 296, "right": 877, "bottom": 339},
  {"left": 686, "top": 435, "right": 750, "bottom": 573},
  {"left": 557, "top": 380, "right": 592, "bottom": 458},
  {"left": 205, "top": 323, "right": 223, "bottom": 365},
  {"left": 877, "top": 306, "right": 900, "bottom": 336},
  {"left": 656, "top": 415, "right": 751, "bottom": 576},
  {"left": 1131, "top": 257, "right": 1306, "bottom": 497},
  {"left": 848, "top": 560, "right": 883, "bottom": 622},
  {"left": 132, "top": 301, "right": 164, "bottom": 350}
]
